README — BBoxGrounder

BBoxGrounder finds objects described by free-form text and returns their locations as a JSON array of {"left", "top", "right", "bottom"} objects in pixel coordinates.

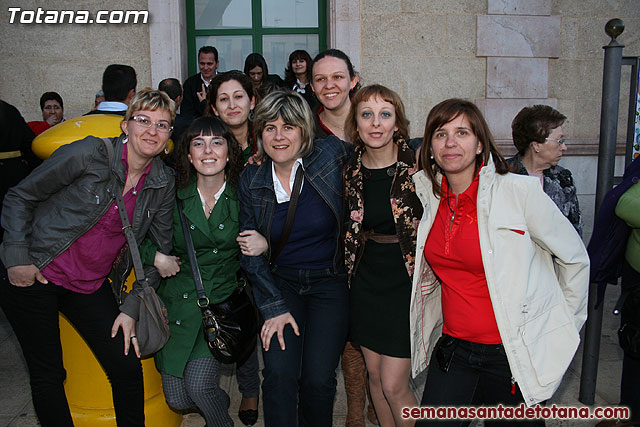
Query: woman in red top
[{"left": 412, "top": 99, "right": 589, "bottom": 426}]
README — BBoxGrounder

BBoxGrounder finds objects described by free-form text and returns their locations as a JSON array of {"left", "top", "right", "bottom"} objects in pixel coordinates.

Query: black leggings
[{"left": 0, "top": 272, "right": 144, "bottom": 427}]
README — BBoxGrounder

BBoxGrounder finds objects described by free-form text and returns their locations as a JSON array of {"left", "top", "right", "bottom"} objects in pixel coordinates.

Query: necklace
[
  {"left": 445, "top": 186, "right": 456, "bottom": 225},
  {"left": 127, "top": 173, "right": 141, "bottom": 196},
  {"left": 203, "top": 199, "right": 214, "bottom": 215},
  {"left": 197, "top": 183, "right": 226, "bottom": 217}
]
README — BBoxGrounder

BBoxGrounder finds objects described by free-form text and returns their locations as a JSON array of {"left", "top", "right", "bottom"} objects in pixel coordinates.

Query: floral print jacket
[{"left": 344, "top": 138, "right": 423, "bottom": 281}]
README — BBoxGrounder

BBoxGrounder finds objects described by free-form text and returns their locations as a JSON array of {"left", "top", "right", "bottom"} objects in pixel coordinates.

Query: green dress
[
  {"left": 350, "top": 165, "right": 412, "bottom": 358},
  {"left": 154, "top": 179, "right": 240, "bottom": 377}
]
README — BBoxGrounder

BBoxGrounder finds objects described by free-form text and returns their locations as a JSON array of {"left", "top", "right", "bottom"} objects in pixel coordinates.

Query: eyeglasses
[
  {"left": 545, "top": 137, "right": 566, "bottom": 146},
  {"left": 129, "top": 115, "right": 173, "bottom": 133}
]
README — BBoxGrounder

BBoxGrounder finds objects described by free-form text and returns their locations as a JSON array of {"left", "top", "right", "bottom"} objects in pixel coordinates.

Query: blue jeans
[
  {"left": 261, "top": 265, "right": 349, "bottom": 427},
  {"left": 418, "top": 335, "right": 545, "bottom": 427}
]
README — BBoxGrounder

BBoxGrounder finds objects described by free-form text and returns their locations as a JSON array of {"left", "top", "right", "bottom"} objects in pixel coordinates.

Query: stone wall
[
  {"left": 0, "top": 0, "right": 152, "bottom": 121},
  {"left": 350, "top": 0, "right": 640, "bottom": 239}
]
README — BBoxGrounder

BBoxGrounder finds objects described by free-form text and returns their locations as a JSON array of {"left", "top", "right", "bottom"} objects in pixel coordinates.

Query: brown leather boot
[
  {"left": 365, "top": 380, "right": 379, "bottom": 425},
  {"left": 342, "top": 342, "right": 367, "bottom": 427}
]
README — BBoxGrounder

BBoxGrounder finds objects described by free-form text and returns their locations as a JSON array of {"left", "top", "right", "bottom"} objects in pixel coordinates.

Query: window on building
[{"left": 186, "top": 0, "right": 327, "bottom": 78}]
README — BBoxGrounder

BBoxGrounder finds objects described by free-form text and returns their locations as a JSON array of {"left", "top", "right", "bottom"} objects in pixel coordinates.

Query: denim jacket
[{"left": 238, "top": 135, "right": 351, "bottom": 320}]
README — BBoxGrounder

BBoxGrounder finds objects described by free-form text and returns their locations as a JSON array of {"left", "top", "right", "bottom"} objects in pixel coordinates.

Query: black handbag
[{"left": 177, "top": 198, "right": 258, "bottom": 364}]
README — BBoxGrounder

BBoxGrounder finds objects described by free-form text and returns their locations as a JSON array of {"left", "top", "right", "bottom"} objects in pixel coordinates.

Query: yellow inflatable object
[
  {"left": 59, "top": 271, "right": 182, "bottom": 426},
  {"left": 33, "top": 113, "right": 180, "bottom": 426},
  {"left": 32, "top": 114, "right": 174, "bottom": 160}
]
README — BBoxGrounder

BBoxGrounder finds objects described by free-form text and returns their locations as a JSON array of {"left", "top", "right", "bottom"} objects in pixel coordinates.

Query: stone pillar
[
  {"left": 148, "top": 0, "right": 188, "bottom": 87},
  {"left": 476, "top": 0, "right": 560, "bottom": 152},
  {"left": 329, "top": 0, "right": 361, "bottom": 71}
]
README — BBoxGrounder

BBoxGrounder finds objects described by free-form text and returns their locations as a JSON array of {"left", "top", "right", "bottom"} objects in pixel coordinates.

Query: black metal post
[{"left": 579, "top": 19, "right": 625, "bottom": 405}]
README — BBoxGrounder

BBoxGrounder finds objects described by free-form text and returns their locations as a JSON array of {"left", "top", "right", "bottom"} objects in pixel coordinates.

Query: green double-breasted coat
[{"left": 154, "top": 179, "right": 240, "bottom": 377}]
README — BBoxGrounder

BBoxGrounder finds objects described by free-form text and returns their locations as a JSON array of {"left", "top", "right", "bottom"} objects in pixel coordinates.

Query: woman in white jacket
[{"left": 410, "top": 99, "right": 589, "bottom": 426}]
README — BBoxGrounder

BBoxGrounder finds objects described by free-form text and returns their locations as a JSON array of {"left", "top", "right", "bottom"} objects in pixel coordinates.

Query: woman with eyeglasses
[
  {"left": 507, "top": 105, "right": 583, "bottom": 235},
  {"left": 410, "top": 99, "right": 589, "bottom": 426},
  {"left": 0, "top": 88, "right": 177, "bottom": 427}
]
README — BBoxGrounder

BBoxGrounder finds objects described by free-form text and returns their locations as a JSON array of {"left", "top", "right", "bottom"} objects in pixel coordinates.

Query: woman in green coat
[{"left": 153, "top": 116, "right": 267, "bottom": 426}]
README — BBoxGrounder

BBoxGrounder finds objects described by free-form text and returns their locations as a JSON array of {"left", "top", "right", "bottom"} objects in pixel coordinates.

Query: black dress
[{"left": 350, "top": 164, "right": 412, "bottom": 358}]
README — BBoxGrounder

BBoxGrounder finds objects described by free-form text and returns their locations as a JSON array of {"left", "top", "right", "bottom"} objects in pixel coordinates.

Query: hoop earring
[
  {"left": 249, "top": 109, "right": 254, "bottom": 121},
  {"left": 123, "top": 136, "right": 128, "bottom": 144}
]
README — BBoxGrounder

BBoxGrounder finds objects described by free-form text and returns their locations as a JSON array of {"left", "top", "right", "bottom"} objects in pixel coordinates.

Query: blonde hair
[
  {"left": 253, "top": 90, "right": 314, "bottom": 160},
  {"left": 123, "top": 88, "right": 176, "bottom": 124}
]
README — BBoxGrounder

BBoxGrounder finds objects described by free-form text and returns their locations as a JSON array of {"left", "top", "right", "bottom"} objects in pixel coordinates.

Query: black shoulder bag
[{"left": 177, "top": 198, "right": 258, "bottom": 364}]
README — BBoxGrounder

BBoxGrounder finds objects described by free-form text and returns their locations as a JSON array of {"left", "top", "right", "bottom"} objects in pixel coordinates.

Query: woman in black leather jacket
[{"left": 0, "top": 88, "right": 178, "bottom": 427}]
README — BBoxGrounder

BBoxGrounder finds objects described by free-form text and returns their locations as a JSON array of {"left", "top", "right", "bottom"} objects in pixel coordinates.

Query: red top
[
  {"left": 424, "top": 172, "right": 502, "bottom": 344},
  {"left": 28, "top": 121, "right": 51, "bottom": 136},
  {"left": 316, "top": 106, "right": 334, "bottom": 136},
  {"left": 41, "top": 145, "right": 151, "bottom": 294}
]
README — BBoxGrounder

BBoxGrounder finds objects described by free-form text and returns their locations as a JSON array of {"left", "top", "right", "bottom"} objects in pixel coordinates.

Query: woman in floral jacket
[{"left": 343, "top": 84, "right": 422, "bottom": 426}]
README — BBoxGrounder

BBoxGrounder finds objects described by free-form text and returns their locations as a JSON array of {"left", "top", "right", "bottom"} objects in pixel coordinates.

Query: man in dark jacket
[{"left": 182, "top": 46, "right": 218, "bottom": 118}]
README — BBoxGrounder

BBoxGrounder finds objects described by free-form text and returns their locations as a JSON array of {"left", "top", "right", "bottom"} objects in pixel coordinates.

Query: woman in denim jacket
[{"left": 238, "top": 90, "right": 351, "bottom": 426}]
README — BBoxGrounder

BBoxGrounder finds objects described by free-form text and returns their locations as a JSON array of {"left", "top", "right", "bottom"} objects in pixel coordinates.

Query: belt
[
  {"left": 0, "top": 150, "right": 22, "bottom": 160},
  {"left": 361, "top": 230, "right": 399, "bottom": 244}
]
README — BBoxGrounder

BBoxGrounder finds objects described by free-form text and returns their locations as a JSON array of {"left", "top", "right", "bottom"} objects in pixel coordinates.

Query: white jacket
[{"left": 409, "top": 158, "right": 589, "bottom": 406}]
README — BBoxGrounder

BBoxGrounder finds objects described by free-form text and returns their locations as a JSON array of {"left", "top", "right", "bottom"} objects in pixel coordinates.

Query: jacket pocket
[{"left": 519, "top": 303, "right": 579, "bottom": 387}]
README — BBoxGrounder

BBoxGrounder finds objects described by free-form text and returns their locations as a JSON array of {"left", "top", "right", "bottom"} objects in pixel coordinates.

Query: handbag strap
[
  {"left": 102, "top": 137, "right": 148, "bottom": 286},
  {"left": 177, "top": 198, "right": 209, "bottom": 307},
  {"left": 270, "top": 165, "right": 304, "bottom": 263}
]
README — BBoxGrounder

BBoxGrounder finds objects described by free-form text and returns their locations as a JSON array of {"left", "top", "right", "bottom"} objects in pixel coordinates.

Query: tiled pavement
[{"left": 0, "top": 285, "right": 626, "bottom": 426}]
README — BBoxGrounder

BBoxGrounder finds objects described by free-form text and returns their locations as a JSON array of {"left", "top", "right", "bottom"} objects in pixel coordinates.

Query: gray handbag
[{"left": 103, "top": 138, "right": 170, "bottom": 357}]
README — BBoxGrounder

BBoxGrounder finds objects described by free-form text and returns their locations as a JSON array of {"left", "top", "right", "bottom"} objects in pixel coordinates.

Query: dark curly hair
[
  {"left": 284, "top": 50, "right": 313, "bottom": 88},
  {"left": 175, "top": 116, "right": 243, "bottom": 189},
  {"left": 206, "top": 70, "right": 256, "bottom": 117},
  {"left": 511, "top": 105, "right": 566, "bottom": 155}
]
